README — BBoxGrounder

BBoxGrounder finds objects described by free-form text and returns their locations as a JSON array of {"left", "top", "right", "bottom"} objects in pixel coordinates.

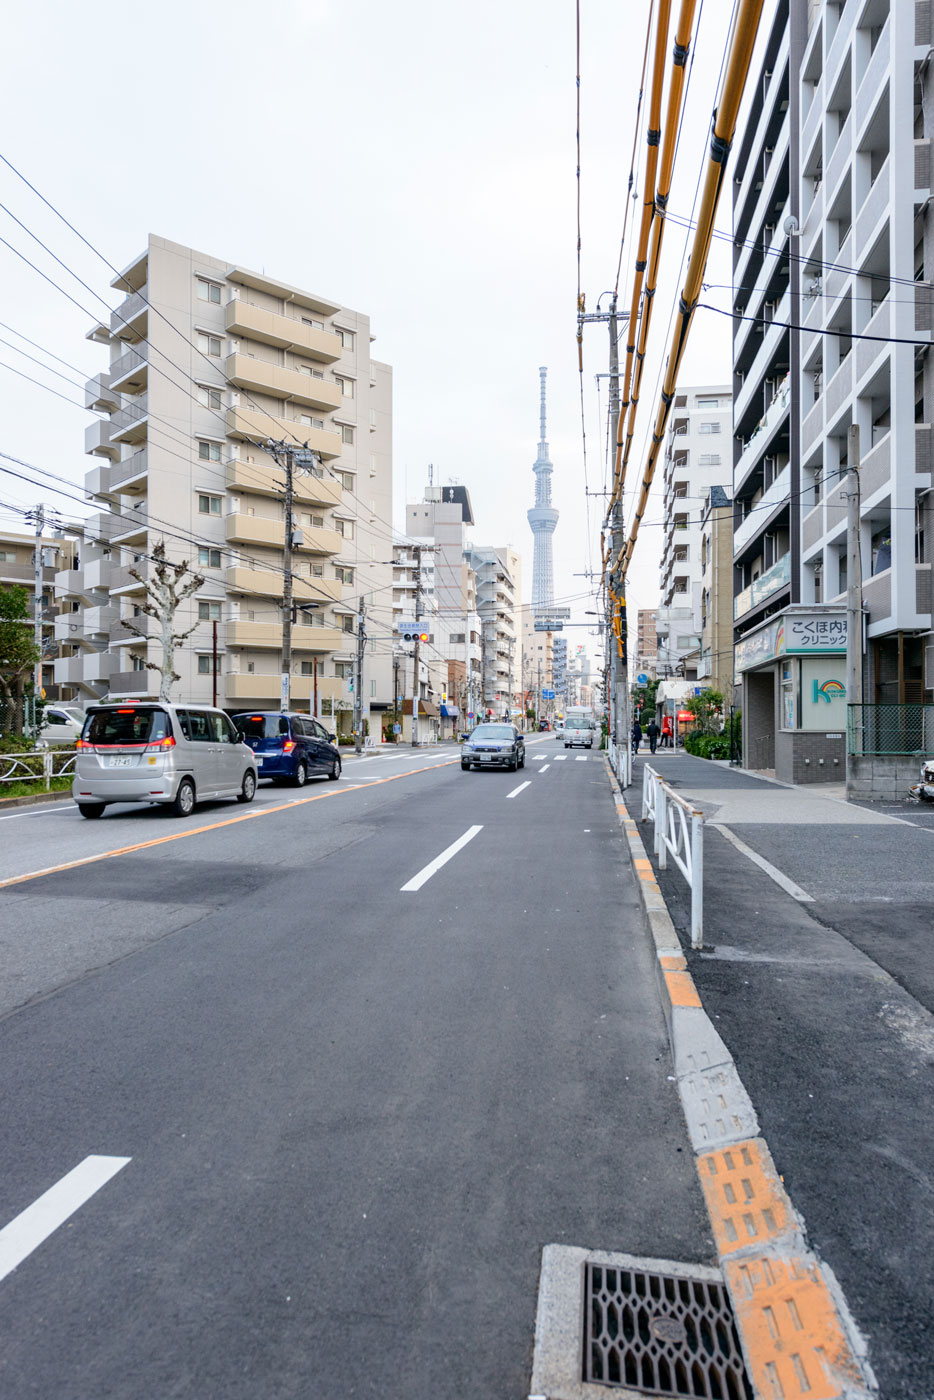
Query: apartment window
[
  {"left": 198, "top": 441, "right": 222, "bottom": 462},
  {"left": 335, "top": 566, "right": 354, "bottom": 584},
  {"left": 198, "top": 548, "right": 222, "bottom": 568},
  {"left": 341, "top": 425, "right": 355, "bottom": 445},
  {"left": 197, "top": 332, "right": 222, "bottom": 356},
  {"left": 301, "top": 316, "right": 324, "bottom": 330},
  {"left": 310, "top": 563, "right": 324, "bottom": 577},
  {"left": 337, "top": 471, "right": 354, "bottom": 490},
  {"left": 300, "top": 512, "right": 324, "bottom": 528},
  {"left": 198, "top": 493, "right": 222, "bottom": 515},
  {"left": 300, "top": 414, "right": 324, "bottom": 429},
  {"left": 335, "top": 519, "right": 354, "bottom": 540},
  {"left": 335, "top": 662, "right": 352, "bottom": 678},
  {"left": 198, "top": 600, "right": 222, "bottom": 621},
  {"left": 336, "top": 328, "right": 355, "bottom": 350},
  {"left": 197, "top": 655, "right": 212, "bottom": 674},
  {"left": 369, "top": 408, "right": 377, "bottom": 427},
  {"left": 0, "top": 550, "right": 16, "bottom": 562},
  {"left": 696, "top": 397, "right": 718, "bottom": 408},
  {"left": 699, "top": 421, "right": 721, "bottom": 435},
  {"left": 131, "top": 654, "right": 146, "bottom": 671},
  {"left": 197, "top": 385, "right": 222, "bottom": 409},
  {"left": 341, "top": 616, "right": 355, "bottom": 634},
  {"left": 698, "top": 453, "right": 721, "bottom": 466},
  {"left": 335, "top": 376, "right": 354, "bottom": 399},
  {"left": 196, "top": 279, "right": 222, "bottom": 304}
]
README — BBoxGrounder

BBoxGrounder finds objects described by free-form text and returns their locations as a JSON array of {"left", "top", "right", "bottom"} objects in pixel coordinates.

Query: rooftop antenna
[{"left": 428, "top": 463, "right": 434, "bottom": 487}]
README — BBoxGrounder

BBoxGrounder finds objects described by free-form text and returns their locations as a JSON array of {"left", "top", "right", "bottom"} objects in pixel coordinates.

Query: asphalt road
[{"left": 0, "top": 740, "right": 711, "bottom": 1399}]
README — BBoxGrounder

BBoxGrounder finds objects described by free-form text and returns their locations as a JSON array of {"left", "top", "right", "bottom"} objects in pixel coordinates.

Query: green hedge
[{"left": 683, "top": 731, "right": 731, "bottom": 760}]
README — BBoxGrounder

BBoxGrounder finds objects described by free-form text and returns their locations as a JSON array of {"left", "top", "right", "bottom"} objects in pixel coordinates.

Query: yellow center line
[{"left": 0, "top": 758, "right": 461, "bottom": 892}]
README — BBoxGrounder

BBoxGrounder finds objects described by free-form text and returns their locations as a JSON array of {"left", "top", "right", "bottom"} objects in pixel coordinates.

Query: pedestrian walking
[
  {"left": 645, "top": 719, "right": 660, "bottom": 755},
  {"left": 631, "top": 719, "right": 643, "bottom": 756},
  {"left": 660, "top": 714, "right": 673, "bottom": 749}
]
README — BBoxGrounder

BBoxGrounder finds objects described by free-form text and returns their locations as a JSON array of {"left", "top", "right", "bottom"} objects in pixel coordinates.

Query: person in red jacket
[{"left": 660, "top": 714, "right": 673, "bottom": 748}]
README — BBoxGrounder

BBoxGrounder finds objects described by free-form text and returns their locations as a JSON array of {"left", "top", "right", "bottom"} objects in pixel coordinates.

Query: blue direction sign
[
  {"left": 542, "top": 688, "right": 556, "bottom": 699},
  {"left": 637, "top": 673, "right": 648, "bottom": 685}
]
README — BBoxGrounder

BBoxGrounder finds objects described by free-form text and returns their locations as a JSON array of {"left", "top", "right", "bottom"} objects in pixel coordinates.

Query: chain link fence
[{"left": 847, "top": 703, "right": 934, "bottom": 756}]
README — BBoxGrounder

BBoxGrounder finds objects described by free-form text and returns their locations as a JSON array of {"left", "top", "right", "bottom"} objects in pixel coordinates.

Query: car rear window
[
  {"left": 234, "top": 714, "right": 291, "bottom": 740},
  {"left": 83, "top": 708, "right": 169, "bottom": 746}
]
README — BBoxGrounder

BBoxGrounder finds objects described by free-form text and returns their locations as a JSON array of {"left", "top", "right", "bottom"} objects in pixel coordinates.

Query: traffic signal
[{"left": 401, "top": 631, "right": 430, "bottom": 643}]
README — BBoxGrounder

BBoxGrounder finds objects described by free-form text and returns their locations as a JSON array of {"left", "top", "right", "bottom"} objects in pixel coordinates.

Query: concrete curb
[
  {"left": 605, "top": 759, "right": 877, "bottom": 1400},
  {"left": 0, "top": 788, "right": 72, "bottom": 811}
]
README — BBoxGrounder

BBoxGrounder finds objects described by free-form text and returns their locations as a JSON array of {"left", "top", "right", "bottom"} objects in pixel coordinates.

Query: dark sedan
[
  {"left": 461, "top": 723, "right": 525, "bottom": 772},
  {"left": 232, "top": 712, "right": 342, "bottom": 785}
]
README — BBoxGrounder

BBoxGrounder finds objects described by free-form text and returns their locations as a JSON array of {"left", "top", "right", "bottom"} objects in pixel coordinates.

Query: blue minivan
[{"left": 231, "top": 712, "right": 342, "bottom": 786}]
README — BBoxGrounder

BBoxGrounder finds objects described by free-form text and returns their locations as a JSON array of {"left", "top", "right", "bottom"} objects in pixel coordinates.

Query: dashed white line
[
  {"left": 400, "top": 825, "right": 483, "bottom": 892},
  {"left": 539, "top": 764, "right": 551, "bottom": 773},
  {"left": 0, "top": 1155, "right": 131, "bottom": 1285},
  {"left": 506, "top": 781, "right": 531, "bottom": 799},
  {"left": 575, "top": 756, "right": 587, "bottom": 762},
  {"left": 554, "top": 755, "right": 568, "bottom": 761},
  {"left": 532, "top": 754, "right": 547, "bottom": 761}
]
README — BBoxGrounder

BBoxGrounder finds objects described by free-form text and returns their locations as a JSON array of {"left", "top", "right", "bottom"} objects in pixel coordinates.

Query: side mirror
[{"left": 328, "top": 732, "right": 337, "bottom": 743}]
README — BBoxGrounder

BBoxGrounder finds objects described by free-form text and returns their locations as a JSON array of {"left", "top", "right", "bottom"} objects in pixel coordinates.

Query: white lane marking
[
  {"left": 575, "top": 756, "right": 587, "bottom": 762},
  {"left": 710, "top": 823, "right": 815, "bottom": 903},
  {"left": 539, "top": 764, "right": 551, "bottom": 773},
  {"left": 554, "top": 755, "right": 568, "bottom": 761},
  {"left": 506, "top": 781, "right": 531, "bottom": 800},
  {"left": 0, "top": 804, "right": 75, "bottom": 822},
  {"left": 0, "top": 1155, "right": 131, "bottom": 1285},
  {"left": 400, "top": 825, "right": 483, "bottom": 892},
  {"left": 532, "top": 754, "right": 547, "bottom": 761}
]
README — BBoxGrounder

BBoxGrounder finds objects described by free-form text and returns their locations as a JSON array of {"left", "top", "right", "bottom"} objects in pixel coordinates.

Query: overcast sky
[{"left": 0, "top": 0, "right": 770, "bottom": 660}]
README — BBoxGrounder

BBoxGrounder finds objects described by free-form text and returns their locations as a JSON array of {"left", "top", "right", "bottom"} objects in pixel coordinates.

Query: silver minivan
[{"left": 73, "top": 702, "right": 258, "bottom": 819}]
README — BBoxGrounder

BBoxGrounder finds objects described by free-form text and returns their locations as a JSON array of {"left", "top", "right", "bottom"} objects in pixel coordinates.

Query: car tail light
[
  {"left": 144, "top": 735, "right": 176, "bottom": 753},
  {"left": 283, "top": 739, "right": 296, "bottom": 753}
]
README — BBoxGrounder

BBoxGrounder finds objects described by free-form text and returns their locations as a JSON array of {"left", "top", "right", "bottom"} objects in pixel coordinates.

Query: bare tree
[{"left": 123, "top": 542, "right": 205, "bottom": 701}]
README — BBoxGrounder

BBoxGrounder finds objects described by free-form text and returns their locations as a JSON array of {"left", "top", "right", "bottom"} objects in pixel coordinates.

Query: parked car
[
  {"left": 554, "top": 722, "right": 565, "bottom": 740},
  {"left": 231, "top": 712, "right": 341, "bottom": 786},
  {"left": 461, "top": 723, "right": 525, "bottom": 772},
  {"left": 72, "top": 702, "right": 257, "bottom": 819},
  {"left": 41, "top": 705, "right": 85, "bottom": 745}
]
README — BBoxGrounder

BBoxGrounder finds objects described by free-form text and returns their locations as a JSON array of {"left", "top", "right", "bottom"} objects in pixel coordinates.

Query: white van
[
  {"left": 41, "top": 705, "right": 85, "bottom": 746},
  {"left": 73, "top": 702, "right": 257, "bottom": 819}
]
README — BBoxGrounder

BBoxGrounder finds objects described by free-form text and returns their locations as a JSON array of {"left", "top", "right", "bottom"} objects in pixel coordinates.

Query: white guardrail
[
  {"left": 640, "top": 763, "right": 704, "bottom": 948},
  {"left": 0, "top": 748, "right": 77, "bottom": 791}
]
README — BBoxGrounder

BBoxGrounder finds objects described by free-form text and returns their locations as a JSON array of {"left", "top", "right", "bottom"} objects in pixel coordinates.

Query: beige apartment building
[
  {"left": 698, "top": 486, "right": 735, "bottom": 700},
  {"left": 59, "top": 236, "right": 392, "bottom": 729},
  {"left": 635, "top": 608, "right": 658, "bottom": 681},
  {"left": 1, "top": 527, "right": 76, "bottom": 706},
  {"left": 465, "top": 545, "right": 522, "bottom": 719},
  {"left": 519, "top": 604, "right": 554, "bottom": 717}
]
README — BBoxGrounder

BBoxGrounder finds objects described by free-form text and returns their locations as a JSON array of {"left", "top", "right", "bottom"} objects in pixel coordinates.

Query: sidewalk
[{"left": 624, "top": 751, "right": 934, "bottom": 1400}]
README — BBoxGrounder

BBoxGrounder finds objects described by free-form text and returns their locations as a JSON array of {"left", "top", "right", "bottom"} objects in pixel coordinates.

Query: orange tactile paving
[
  {"left": 724, "top": 1254, "right": 869, "bottom": 1400},
  {"left": 664, "top": 969, "right": 702, "bottom": 1007},
  {"left": 698, "top": 1138, "right": 793, "bottom": 1254}
]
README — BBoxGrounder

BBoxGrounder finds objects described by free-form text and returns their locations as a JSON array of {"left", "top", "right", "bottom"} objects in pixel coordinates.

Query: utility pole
[
  {"left": 605, "top": 297, "right": 631, "bottom": 785},
  {"left": 846, "top": 425, "right": 863, "bottom": 758},
  {"left": 354, "top": 594, "right": 366, "bottom": 754},
  {"left": 265, "top": 439, "right": 322, "bottom": 713},
  {"left": 393, "top": 656, "right": 400, "bottom": 741},
  {"left": 411, "top": 544, "right": 424, "bottom": 747},
  {"left": 31, "top": 504, "right": 45, "bottom": 726}
]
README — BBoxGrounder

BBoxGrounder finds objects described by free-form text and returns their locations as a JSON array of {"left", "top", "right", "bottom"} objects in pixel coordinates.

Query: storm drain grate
[{"left": 584, "top": 1261, "right": 752, "bottom": 1399}]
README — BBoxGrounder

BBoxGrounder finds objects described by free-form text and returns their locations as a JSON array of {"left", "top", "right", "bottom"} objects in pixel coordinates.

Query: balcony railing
[{"left": 733, "top": 552, "right": 791, "bottom": 619}]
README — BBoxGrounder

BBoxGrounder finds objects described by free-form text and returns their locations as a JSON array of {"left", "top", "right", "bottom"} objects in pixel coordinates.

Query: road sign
[
  {"left": 534, "top": 621, "right": 563, "bottom": 631},
  {"left": 395, "top": 621, "right": 419, "bottom": 632},
  {"left": 694, "top": 687, "right": 702, "bottom": 696},
  {"left": 542, "top": 688, "right": 556, "bottom": 699},
  {"left": 637, "top": 673, "right": 648, "bottom": 685}
]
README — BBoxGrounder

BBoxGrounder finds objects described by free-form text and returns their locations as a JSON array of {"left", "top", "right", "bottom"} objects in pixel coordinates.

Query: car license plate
[
  {"left": 110, "top": 756, "right": 132, "bottom": 767},
  {"left": 256, "top": 757, "right": 263, "bottom": 764}
]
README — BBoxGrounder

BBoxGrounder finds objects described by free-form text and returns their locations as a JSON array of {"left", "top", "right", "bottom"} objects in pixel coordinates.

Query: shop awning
[
  {"left": 440, "top": 704, "right": 460, "bottom": 717},
  {"left": 405, "top": 699, "right": 440, "bottom": 717}
]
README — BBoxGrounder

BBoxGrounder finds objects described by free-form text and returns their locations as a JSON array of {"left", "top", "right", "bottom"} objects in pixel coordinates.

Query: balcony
[
  {"left": 82, "top": 650, "right": 119, "bottom": 685},
  {"left": 734, "top": 374, "right": 791, "bottom": 491},
  {"left": 111, "top": 508, "right": 150, "bottom": 546},
  {"left": 85, "top": 374, "right": 119, "bottom": 413},
  {"left": 733, "top": 464, "right": 791, "bottom": 555},
  {"left": 225, "top": 354, "right": 342, "bottom": 412},
  {"left": 107, "top": 670, "right": 156, "bottom": 696},
  {"left": 109, "top": 395, "right": 149, "bottom": 445},
  {"left": 85, "top": 419, "right": 121, "bottom": 460},
  {"left": 224, "top": 673, "right": 344, "bottom": 703},
  {"left": 111, "top": 450, "right": 148, "bottom": 495},
  {"left": 55, "top": 569, "right": 88, "bottom": 601},
  {"left": 109, "top": 344, "right": 148, "bottom": 394},
  {"left": 225, "top": 513, "right": 343, "bottom": 556},
  {"left": 226, "top": 406, "right": 342, "bottom": 459},
  {"left": 83, "top": 557, "right": 114, "bottom": 592},
  {"left": 85, "top": 464, "right": 117, "bottom": 502},
  {"left": 733, "top": 552, "right": 791, "bottom": 619},
  {"left": 83, "top": 511, "right": 123, "bottom": 546},
  {"left": 226, "top": 300, "right": 342, "bottom": 362},
  {"left": 225, "top": 566, "right": 342, "bottom": 604},
  {"left": 225, "top": 620, "right": 347, "bottom": 651},
  {"left": 110, "top": 288, "right": 148, "bottom": 340},
  {"left": 110, "top": 563, "right": 148, "bottom": 595},
  {"left": 84, "top": 604, "right": 118, "bottom": 636},
  {"left": 226, "top": 457, "right": 342, "bottom": 507}
]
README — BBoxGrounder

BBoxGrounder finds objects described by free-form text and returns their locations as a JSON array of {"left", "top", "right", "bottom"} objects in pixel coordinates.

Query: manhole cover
[{"left": 584, "top": 1261, "right": 752, "bottom": 1398}]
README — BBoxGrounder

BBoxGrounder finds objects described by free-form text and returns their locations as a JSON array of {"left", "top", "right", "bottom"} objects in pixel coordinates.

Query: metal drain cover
[{"left": 584, "top": 1261, "right": 751, "bottom": 1398}]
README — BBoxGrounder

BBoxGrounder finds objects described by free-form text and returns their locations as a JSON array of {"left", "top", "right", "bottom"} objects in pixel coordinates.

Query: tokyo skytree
[{"left": 527, "top": 366, "right": 559, "bottom": 611}]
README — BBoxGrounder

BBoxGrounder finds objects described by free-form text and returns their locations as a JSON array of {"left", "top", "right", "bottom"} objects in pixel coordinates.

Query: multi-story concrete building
[
  {"left": 464, "top": 545, "right": 522, "bottom": 719},
  {"left": 60, "top": 235, "right": 392, "bottom": 734},
  {"left": 698, "top": 486, "right": 735, "bottom": 698},
  {"left": 519, "top": 604, "right": 554, "bottom": 721},
  {"left": 635, "top": 608, "right": 658, "bottom": 680},
  {"left": 391, "top": 537, "right": 447, "bottom": 741},
  {"left": 656, "top": 384, "right": 732, "bottom": 675},
  {"left": 731, "top": 0, "right": 934, "bottom": 780},
  {"left": 1, "top": 526, "right": 76, "bottom": 710}
]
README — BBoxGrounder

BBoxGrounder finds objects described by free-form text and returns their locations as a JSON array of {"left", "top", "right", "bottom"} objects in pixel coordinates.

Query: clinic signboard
[{"left": 735, "top": 608, "right": 847, "bottom": 674}]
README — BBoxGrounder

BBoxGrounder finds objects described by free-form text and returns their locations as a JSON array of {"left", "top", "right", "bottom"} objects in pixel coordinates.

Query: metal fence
[
  {"left": 847, "top": 704, "right": 934, "bottom": 756},
  {"left": 641, "top": 763, "right": 704, "bottom": 949},
  {"left": 0, "top": 749, "right": 77, "bottom": 791}
]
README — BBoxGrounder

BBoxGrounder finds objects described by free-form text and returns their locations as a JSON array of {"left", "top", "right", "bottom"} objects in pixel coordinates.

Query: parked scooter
[{"left": 908, "top": 758, "right": 934, "bottom": 801}]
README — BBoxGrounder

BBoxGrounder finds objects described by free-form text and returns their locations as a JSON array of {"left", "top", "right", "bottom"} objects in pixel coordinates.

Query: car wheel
[
  {"left": 172, "top": 778, "right": 196, "bottom": 818},
  {"left": 519, "top": 753, "right": 525, "bottom": 768},
  {"left": 508, "top": 756, "right": 518, "bottom": 772},
  {"left": 238, "top": 770, "right": 257, "bottom": 804},
  {"left": 77, "top": 802, "right": 105, "bottom": 820},
  {"left": 461, "top": 761, "right": 470, "bottom": 770},
  {"left": 328, "top": 758, "right": 341, "bottom": 781},
  {"left": 293, "top": 760, "right": 308, "bottom": 788}
]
